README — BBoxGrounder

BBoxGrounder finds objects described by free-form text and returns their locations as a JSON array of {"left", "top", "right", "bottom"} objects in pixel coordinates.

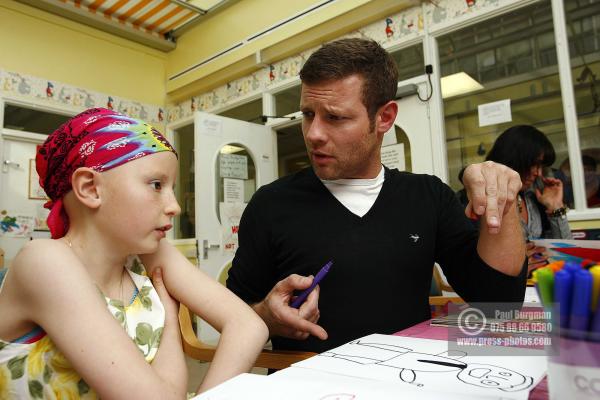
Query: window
[
  {"left": 218, "top": 98, "right": 264, "bottom": 124},
  {"left": 274, "top": 85, "right": 301, "bottom": 117},
  {"left": 3, "top": 104, "right": 70, "bottom": 135},
  {"left": 440, "top": 0, "right": 568, "bottom": 193},
  {"left": 566, "top": 0, "right": 600, "bottom": 209},
  {"left": 390, "top": 43, "right": 424, "bottom": 82},
  {"left": 215, "top": 144, "right": 256, "bottom": 222}
]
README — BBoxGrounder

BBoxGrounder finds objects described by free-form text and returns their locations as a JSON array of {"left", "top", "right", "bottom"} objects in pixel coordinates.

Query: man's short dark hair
[{"left": 299, "top": 38, "right": 399, "bottom": 125}]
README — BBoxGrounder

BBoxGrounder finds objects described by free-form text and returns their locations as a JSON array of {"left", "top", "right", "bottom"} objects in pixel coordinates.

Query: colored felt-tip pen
[{"left": 290, "top": 261, "right": 333, "bottom": 309}]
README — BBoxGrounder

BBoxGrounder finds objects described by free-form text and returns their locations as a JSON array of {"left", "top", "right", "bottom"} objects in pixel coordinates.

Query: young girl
[{"left": 0, "top": 108, "right": 268, "bottom": 399}]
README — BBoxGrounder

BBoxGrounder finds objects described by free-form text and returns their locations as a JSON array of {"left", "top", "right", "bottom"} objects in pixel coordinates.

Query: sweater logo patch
[{"left": 409, "top": 234, "right": 420, "bottom": 242}]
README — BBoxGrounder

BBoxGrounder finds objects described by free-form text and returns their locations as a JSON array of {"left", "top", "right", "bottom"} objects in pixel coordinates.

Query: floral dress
[{"left": 0, "top": 265, "right": 165, "bottom": 399}]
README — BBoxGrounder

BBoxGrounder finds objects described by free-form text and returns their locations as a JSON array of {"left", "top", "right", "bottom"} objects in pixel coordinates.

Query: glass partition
[
  {"left": 215, "top": 144, "right": 256, "bottom": 222},
  {"left": 3, "top": 104, "right": 70, "bottom": 135},
  {"left": 566, "top": 0, "right": 600, "bottom": 209},
  {"left": 439, "top": 0, "right": 568, "bottom": 192}
]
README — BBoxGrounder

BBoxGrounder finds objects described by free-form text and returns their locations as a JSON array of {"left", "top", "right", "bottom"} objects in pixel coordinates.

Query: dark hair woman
[{"left": 486, "top": 125, "right": 572, "bottom": 274}]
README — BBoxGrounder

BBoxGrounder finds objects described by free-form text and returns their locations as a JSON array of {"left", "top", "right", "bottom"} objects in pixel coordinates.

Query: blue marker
[
  {"left": 563, "top": 261, "right": 580, "bottom": 275},
  {"left": 569, "top": 269, "right": 593, "bottom": 333},
  {"left": 290, "top": 261, "right": 332, "bottom": 309},
  {"left": 554, "top": 269, "right": 573, "bottom": 329}
]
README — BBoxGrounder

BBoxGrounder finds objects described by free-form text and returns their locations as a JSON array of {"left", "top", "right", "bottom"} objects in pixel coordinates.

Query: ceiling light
[
  {"left": 441, "top": 72, "right": 484, "bottom": 99},
  {"left": 220, "top": 145, "right": 245, "bottom": 154}
]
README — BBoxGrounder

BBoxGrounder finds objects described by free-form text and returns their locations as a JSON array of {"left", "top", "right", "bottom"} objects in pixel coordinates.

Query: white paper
[
  {"left": 219, "top": 202, "right": 246, "bottom": 254},
  {"left": 524, "top": 287, "right": 542, "bottom": 306},
  {"left": 219, "top": 153, "right": 248, "bottom": 179},
  {"left": 223, "top": 178, "right": 244, "bottom": 203},
  {"left": 191, "top": 371, "right": 500, "bottom": 400},
  {"left": 478, "top": 99, "right": 512, "bottom": 127},
  {"left": 381, "top": 143, "right": 405, "bottom": 171},
  {"left": 293, "top": 334, "right": 546, "bottom": 400},
  {"left": 35, "top": 202, "right": 49, "bottom": 231},
  {"left": 199, "top": 118, "right": 222, "bottom": 137}
]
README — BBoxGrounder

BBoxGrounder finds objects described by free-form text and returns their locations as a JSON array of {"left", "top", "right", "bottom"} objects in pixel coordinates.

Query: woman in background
[{"left": 485, "top": 125, "right": 572, "bottom": 274}]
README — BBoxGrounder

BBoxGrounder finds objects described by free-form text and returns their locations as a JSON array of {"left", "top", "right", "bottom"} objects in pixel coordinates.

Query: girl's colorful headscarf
[{"left": 36, "top": 108, "right": 177, "bottom": 239}]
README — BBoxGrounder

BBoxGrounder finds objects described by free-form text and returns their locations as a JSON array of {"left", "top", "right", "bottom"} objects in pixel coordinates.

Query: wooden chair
[
  {"left": 429, "top": 264, "right": 464, "bottom": 314},
  {"left": 178, "top": 304, "right": 316, "bottom": 370}
]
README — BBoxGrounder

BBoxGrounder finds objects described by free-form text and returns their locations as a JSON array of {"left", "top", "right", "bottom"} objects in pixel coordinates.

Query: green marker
[{"left": 536, "top": 267, "right": 555, "bottom": 308}]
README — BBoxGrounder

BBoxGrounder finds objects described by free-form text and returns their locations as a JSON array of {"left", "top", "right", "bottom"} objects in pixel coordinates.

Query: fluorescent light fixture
[
  {"left": 220, "top": 145, "right": 245, "bottom": 154},
  {"left": 441, "top": 72, "right": 484, "bottom": 99}
]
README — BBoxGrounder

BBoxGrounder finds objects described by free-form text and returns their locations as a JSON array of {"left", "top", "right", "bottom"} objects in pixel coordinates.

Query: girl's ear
[{"left": 71, "top": 168, "right": 102, "bottom": 209}]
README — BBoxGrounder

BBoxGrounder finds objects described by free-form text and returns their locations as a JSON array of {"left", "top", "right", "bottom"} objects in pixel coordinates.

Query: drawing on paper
[{"left": 320, "top": 339, "right": 534, "bottom": 392}]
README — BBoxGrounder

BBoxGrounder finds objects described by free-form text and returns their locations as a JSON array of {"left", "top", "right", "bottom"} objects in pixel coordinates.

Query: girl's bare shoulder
[{"left": 10, "top": 239, "right": 84, "bottom": 288}]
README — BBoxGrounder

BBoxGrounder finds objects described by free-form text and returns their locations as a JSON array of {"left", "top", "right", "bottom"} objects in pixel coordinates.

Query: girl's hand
[{"left": 535, "top": 177, "right": 564, "bottom": 212}]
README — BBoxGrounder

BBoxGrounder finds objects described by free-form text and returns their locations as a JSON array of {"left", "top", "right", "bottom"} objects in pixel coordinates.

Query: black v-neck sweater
[{"left": 227, "top": 167, "right": 526, "bottom": 353}]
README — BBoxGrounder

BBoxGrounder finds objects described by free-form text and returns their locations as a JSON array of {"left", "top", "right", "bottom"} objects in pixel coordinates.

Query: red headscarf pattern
[{"left": 36, "top": 108, "right": 177, "bottom": 238}]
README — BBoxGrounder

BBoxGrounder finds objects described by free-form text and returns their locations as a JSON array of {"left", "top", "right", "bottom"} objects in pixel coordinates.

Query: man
[{"left": 227, "top": 38, "right": 526, "bottom": 353}]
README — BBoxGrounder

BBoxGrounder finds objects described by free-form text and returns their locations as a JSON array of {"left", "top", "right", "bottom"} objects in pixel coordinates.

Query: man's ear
[
  {"left": 71, "top": 168, "right": 102, "bottom": 209},
  {"left": 376, "top": 100, "right": 398, "bottom": 136}
]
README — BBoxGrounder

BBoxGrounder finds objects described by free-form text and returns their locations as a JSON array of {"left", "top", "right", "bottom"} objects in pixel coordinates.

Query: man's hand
[
  {"left": 252, "top": 274, "right": 328, "bottom": 341},
  {"left": 463, "top": 161, "right": 522, "bottom": 234}
]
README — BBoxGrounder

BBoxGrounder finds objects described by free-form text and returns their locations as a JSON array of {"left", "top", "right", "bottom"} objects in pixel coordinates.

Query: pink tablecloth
[{"left": 394, "top": 320, "right": 549, "bottom": 400}]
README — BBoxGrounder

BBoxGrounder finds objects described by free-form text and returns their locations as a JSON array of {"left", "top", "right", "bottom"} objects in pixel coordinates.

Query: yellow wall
[
  {"left": 0, "top": 0, "right": 166, "bottom": 105},
  {"left": 166, "top": 0, "right": 416, "bottom": 101}
]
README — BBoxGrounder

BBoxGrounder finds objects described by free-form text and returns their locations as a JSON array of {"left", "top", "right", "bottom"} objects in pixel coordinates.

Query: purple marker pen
[{"left": 290, "top": 261, "right": 333, "bottom": 309}]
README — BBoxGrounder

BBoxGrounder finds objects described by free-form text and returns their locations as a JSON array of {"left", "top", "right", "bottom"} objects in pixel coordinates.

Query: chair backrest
[
  {"left": 217, "top": 261, "right": 232, "bottom": 286},
  {"left": 432, "top": 264, "right": 455, "bottom": 294},
  {"left": 178, "top": 304, "right": 317, "bottom": 370}
]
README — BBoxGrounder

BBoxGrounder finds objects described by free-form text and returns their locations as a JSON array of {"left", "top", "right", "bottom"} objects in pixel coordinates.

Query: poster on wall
[
  {"left": 0, "top": 212, "right": 34, "bottom": 237},
  {"left": 478, "top": 99, "right": 512, "bottom": 127},
  {"left": 219, "top": 202, "right": 246, "bottom": 254},
  {"left": 35, "top": 203, "right": 50, "bottom": 231},
  {"left": 224, "top": 178, "right": 245, "bottom": 203},
  {"left": 381, "top": 143, "right": 405, "bottom": 171},
  {"left": 28, "top": 159, "right": 48, "bottom": 200},
  {"left": 219, "top": 153, "right": 248, "bottom": 179}
]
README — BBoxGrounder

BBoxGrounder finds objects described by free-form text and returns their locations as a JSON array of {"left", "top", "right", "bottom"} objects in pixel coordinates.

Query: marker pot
[{"left": 547, "top": 329, "right": 600, "bottom": 399}]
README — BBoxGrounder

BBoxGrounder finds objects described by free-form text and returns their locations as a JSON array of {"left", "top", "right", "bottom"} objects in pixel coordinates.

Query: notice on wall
[
  {"left": 219, "top": 153, "right": 248, "bottom": 179},
  {"left": 199, "top": 118, "right": 222, "bottom": 137},
  {"left": 381, "top": 143, "right": 405, "bottom": 171},
  {"left": 478, "top": 99, "right": 512, "bottom": 127},
  {"left": 219, "top": 202, "right": 247, "bottom": 254},
  {"left": 35, "top": 203, "right": 50, "bottom": 231},
  {"left": 0, "top": 213, "right": 34, "bottom": 237},
  {"left": 224, "top": 178, "right": 244, "bottom": 203}
]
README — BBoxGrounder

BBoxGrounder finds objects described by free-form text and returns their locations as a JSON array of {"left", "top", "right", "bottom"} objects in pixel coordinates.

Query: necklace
[{"left": 64, "top": 235, "right": 126, "bottom": 303}]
